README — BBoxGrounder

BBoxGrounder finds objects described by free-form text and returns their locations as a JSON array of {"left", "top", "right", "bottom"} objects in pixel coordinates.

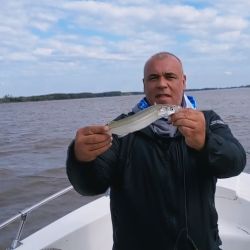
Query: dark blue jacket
[{"left": 66, "top": 110, "right": 246, "bottom": 250}]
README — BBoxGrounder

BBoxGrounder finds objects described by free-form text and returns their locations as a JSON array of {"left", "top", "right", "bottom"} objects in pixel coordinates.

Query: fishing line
[{"left": 173, "top": 139, "right": 198, "bottom": 250}]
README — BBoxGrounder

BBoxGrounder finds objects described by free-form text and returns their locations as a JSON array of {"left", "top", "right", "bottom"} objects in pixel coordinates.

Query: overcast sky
[{"left": 1, "top": 0, "right": 250, "bottom": 97}]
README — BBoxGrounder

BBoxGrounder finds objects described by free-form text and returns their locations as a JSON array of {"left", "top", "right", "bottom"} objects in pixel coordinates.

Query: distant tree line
[
  {"left": 1, "top": 84, "right": 249, "bottom": 103},
  {"left": 0, "top": 91, "right": 143, "bottom": 103}
]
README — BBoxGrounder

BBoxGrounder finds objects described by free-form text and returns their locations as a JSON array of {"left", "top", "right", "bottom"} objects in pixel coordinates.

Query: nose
[{"left": 156, "top": 75, "right": 169, "bottom": 88}]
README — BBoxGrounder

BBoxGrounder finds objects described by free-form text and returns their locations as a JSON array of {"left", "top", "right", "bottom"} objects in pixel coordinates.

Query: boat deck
[{"left": 15, "top": 173, "right": 250, "bottom": 250}]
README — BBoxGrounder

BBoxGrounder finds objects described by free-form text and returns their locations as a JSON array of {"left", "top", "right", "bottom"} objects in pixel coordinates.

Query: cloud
[
  {"left": 0, "top": 0, "right": 250, "bottom": 96},
  {"left": 224, "top": 71, "right": 233, "bottom": 75},
  {"left": 60, "top": 1, "right": 249, "bottom": 60},
  {"left": 8, "top": 52, "right": 36, "bottom": 61},
  {"left": 33, "top": 47, "right": 53, "bottom": 56},
  {"left": 1, "top": 0, "right": 249, "bottom": 61}
]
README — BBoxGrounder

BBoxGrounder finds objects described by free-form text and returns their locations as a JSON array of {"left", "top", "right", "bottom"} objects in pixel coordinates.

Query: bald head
[
  {"left": 143, "top": 51, "right": 186, "bottom": 105},
  {"left": 144, "top": 52, "right": 184, "bottom": 77}
]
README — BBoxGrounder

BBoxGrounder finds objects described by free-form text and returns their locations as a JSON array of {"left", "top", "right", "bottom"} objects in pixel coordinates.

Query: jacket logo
[{"left": 210, "top": 120, "right": 225, "bottom": 126}]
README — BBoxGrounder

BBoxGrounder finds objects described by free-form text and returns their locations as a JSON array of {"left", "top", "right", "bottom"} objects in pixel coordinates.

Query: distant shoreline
[{"left": 1, "top": 85, "right": 249, "bottom": 103}]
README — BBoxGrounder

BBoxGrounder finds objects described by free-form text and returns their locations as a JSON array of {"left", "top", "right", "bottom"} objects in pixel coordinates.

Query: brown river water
[{"left": 0, "top": 88, "right": 249, "bottom": 249}]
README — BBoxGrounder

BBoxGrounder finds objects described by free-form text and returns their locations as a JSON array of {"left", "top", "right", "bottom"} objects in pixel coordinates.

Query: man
[{"left": 66, "top": 52, "right": 246, "bottom": 250}]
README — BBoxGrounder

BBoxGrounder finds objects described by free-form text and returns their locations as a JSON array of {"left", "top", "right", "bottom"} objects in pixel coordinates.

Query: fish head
[{"left": 158, "top": 105, "right": 181, "bottom": 118}]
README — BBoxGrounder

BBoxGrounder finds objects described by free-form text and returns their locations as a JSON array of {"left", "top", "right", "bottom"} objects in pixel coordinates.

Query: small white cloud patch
[{"left": 224, "top": 71, "right": 232, "bottom": 75}]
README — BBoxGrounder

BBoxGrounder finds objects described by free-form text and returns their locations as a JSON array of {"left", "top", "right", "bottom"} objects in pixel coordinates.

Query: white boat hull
[
  {"left": 217, "top": 173, "right": 250, "bottom": 250},
  {"left": 16, "top": 173, "right": 250, "bottom": 250}
]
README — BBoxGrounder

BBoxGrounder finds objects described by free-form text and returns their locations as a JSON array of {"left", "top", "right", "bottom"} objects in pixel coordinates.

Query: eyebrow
[
  {"left": 146, "top": 72, "right": 178, "bottom": 80},
  {"left": 162, "top": 72, "right": 178, "bottom": 78},
  {"left": 147, "top": 73, "right": 159, "bottom": 78}
]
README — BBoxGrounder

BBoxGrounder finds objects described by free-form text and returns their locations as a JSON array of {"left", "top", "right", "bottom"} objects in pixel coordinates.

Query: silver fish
[{"left": 108, "top": 104, "right": 182, "bottom": 137}]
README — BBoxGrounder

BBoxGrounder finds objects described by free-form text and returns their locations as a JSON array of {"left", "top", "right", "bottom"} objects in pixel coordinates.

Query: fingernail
[{"left": 104, "top": 125, "right": 110, "bottom": 131}]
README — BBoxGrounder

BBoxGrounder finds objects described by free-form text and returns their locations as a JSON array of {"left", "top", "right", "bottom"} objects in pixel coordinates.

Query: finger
[
  {"left": 79, "top": 125, "right": 110, "bottom": 136},
  {"left": 178, "top": 125, "right": 195, "bottom": 136},
  {"left": 83, "top": 133, "right": 112, "bottom": 145},
  {"left": 171, "top": 108, "right": 197, "bottom": 122},
  {"left": 91, "top": 143, "right": 112, "bottom": 158},
  {"left": 178, "top": 125, "right": 205, "bottom": 150},
  {"left": 74, "top": 136, "right": 112, "bottom": 162},
  {"left": 86, "top": 141, "right": 112, "bottom": 159},
  {"left": 173, "top": 118, "right": 197, "bottom": 130},
  {"left": 88, "top": 137, "right": 113, "bottom": 151},
  {"left": 76, "top": 142, "right": 112, "bottom": 162},
  {"left": 76, "top": 126, "right": 111, "bottom": 144}
]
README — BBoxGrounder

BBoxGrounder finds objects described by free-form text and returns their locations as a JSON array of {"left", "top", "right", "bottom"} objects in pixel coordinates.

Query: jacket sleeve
[
  {"left": 200, "top": 110, "right": 246, "bottom": 178},
  {"left": 66, "top": 137, "right": 119, "bottom": 196}
]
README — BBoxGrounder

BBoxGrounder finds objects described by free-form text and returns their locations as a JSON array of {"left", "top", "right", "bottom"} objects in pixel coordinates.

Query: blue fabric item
[
  {"left": 137, "top": 97, "right": 150, "bottom": 110},
  {"left": 187, "top": 95, "right": 197, "bottom": 109}
]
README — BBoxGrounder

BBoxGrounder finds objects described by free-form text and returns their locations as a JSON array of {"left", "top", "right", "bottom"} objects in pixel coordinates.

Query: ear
[{"left": 183, "top": 74, "right": 187, "bottom": 90}]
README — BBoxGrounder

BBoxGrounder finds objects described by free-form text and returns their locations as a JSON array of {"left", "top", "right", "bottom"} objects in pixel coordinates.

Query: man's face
[{"left": 143, "top": 55, "right": 186, "bottom": 105}]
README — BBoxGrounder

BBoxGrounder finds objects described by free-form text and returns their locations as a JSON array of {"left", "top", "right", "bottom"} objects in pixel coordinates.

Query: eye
[
  {"left": 148, "top": 74, "right": 159, "bottom": 81},
  {"left": 163, "top": 73, "right": 178, "bottom": 80}
]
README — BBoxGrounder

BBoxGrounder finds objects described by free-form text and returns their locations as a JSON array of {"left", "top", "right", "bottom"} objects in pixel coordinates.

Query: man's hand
[
  {"left": 74, "top": 125, "right": 112, "bottom": 162},
  {"left": 171, "top": 108, "right": 206, "bottom": 150}
]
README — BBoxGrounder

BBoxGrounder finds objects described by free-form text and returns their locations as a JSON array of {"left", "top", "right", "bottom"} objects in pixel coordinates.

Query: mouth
[{"left": 155, "top": 94, "right": 171, "bottom": 99}]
